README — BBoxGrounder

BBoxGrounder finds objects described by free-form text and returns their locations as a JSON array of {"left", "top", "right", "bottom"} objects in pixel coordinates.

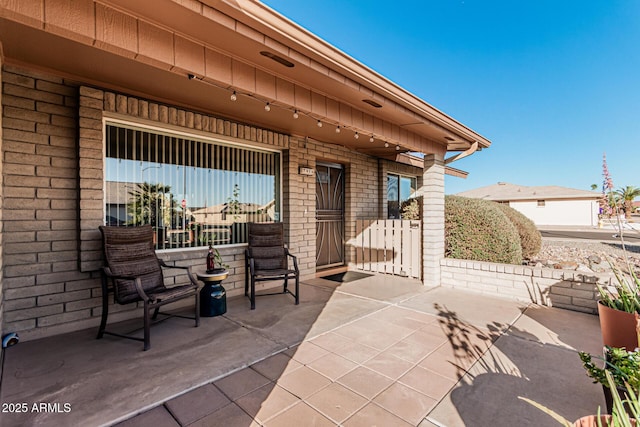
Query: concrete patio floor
[{"left": 1, "top": 272, "right": 605, "bottom": 426}]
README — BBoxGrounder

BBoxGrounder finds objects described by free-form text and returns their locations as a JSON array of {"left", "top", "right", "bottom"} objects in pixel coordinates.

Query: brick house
[{"left": 0, "top": 0, "right": 491, "bottom": 342}]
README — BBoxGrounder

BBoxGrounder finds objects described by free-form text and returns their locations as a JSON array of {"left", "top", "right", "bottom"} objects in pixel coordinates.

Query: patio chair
[
  {"left": 245, "top": 222, "right": 299, "bottom": 310},
  {"left": 98, "top": 225, "right": 200, "bottom": 351}
]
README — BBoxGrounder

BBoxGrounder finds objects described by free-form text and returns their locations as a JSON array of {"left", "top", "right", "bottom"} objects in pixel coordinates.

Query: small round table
[{"left": 197, "top": 269, "right": 229, "bottom": 317}]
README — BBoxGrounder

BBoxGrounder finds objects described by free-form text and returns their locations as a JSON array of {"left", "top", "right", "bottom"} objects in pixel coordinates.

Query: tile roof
[{"left": 455, "top": 182, "right": 601, "bottom": 201}]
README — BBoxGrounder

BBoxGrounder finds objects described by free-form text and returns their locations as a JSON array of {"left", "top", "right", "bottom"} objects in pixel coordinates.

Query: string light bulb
[
  {"left": 354, "top": 132, "right": 359, "bottom": 140},
  {"left": 370, "top": 135, "right": 375, "bottom": 143},
  {"left": 336, "top": 126, "right": 341, "bottom": 133},
  {"left": 230, "top": 91, "right": 237, "bottom": 101},
  {"left": 317, "top": 120, "right": 323, "bottom": 128},
  {"left": 384, "top": 142, "right": 389, "bottom": 148},
  {"left": 396, "top": 145, "right": 400, "bottom": 151},
  {"left": 293, "top": 110, "right": 299, "bottom": 119},
  {"left": 264, "top": 102, "right": 271, "bottom": 112}
]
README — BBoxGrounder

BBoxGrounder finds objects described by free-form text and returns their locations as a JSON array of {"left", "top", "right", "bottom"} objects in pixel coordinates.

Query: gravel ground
[{"left": 530, "top": 239, "right": 640, "bottom": 273}]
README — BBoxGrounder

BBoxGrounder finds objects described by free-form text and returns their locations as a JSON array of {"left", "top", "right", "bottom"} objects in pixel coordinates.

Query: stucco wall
[
  {"left": 1, "top": 63, "right": 392, "bottom": 341},
  {"left": 509, "top": 199, "right": 599, "bottom": 227}
]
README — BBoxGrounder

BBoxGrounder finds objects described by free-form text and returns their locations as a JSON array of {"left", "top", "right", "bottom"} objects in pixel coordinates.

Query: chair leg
[
  {"left": 250, "top": 277, "right": 256, "bottom": 310},
  {"left": 294, "top": 274, "right": 300, "bottom": 305},
  {"left": 151, "top": 307, "right": 160, "bottom": 320},
  {"left": 283, "top": 277, "right": 288, "bottom": 293},
  {"left": 97, "top": 293, "right": 109, "bottom": 339},
  {"left": 195, "top": 292, "right": 200, "bottom": 327},
  {"left": 143, "top": 302, "right": 151, "bottom": 351},
  {"left": 244, "top": 267, "right": 249, "bottom": 297}
]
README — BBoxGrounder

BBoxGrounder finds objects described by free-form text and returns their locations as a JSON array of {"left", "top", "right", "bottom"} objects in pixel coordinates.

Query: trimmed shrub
[
  {"left": 445, "top": 195, "right": 523, "bottom": 264},
  {"left": 495, "top": 203, "right": 542, "bottom": 259}
]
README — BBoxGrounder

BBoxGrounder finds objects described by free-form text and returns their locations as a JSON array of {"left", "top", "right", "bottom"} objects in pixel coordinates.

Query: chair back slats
[
  {"left": 100, "top": 225, "right": 164, "bottom": 304},
  {"left": 248, "top": 223, "right": 287, "bottom": 270}
]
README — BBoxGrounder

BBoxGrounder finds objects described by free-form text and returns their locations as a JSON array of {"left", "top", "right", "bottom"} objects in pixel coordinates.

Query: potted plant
[
  {"left": 206, "top": 242, "right": 229, "bottom": 274},
  {"left": 520, "top": 370, "right": 639, "bottom": 426},
  {"left": 580, "top": 347, "right": 640, "bottom": 415},
  {"left": 597, "top": 260, "right": 640, "bottom": 350}
]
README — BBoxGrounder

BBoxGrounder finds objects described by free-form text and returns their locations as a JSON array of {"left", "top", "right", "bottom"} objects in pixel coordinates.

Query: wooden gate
[{"left": 353, "top": 219, "right": 422, "bottom": 279}]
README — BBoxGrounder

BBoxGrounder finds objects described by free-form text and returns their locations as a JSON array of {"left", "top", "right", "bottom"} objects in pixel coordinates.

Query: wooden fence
[{"left": 353, "top": 219, "right": 422, "bottom": 279}]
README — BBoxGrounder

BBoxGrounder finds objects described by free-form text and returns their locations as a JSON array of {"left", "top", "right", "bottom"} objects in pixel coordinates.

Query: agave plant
[{"left": 597, "top": 259, "right": 640, "bottom": 315}]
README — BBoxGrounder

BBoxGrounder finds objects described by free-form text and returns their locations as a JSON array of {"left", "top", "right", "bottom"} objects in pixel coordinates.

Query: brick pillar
[
  {"left": 0, "top": 42, "right": 5, "bottom": 338},
  {"left": 422, "top": 153, "right": 445, "bottom": 285}
]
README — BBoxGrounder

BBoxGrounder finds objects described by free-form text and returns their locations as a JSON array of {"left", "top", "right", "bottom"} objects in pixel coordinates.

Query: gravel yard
[{"left": 530, "top": 237, "right": 640, "bottom": 273}]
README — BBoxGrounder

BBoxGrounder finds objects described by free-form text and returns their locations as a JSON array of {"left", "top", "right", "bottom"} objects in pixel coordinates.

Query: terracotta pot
[
  {"left": 598, "top": 301, "right": 639, "bottom": 351},
  {"left": 573, "top": 415, "right": 637, "bottom": 426}
]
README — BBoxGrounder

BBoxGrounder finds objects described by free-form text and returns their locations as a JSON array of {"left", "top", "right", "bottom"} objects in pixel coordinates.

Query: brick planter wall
[{"left": 440, "top": 258, "right": 610, "bottom": 314}]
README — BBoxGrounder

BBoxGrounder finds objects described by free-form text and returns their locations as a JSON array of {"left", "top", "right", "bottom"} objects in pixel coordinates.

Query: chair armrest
[{"left": 284, "top": 249, "right": 299, "bottom": 272}]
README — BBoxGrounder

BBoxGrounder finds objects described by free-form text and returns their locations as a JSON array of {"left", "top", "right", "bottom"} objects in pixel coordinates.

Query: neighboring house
[
  {"left": 0, "top": 0, "right": 490, "bottom": 341},
  {"left": 456, "top": 182, "right": 600, "bottom": 226}
]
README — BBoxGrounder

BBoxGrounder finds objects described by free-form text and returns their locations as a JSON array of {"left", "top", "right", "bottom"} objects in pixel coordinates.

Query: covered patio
[{"left": 2, "top": 273, "right": 603, "bottom": 426}]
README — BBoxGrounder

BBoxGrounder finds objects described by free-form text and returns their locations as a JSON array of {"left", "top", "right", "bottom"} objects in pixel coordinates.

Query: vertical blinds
[{"left": 104, "top": 124, "right": 280, "bottom": 249}]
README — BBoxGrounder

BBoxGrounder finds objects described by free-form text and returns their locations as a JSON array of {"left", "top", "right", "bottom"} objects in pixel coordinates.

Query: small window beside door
[{"left": 387, "top": 174, "right": 417, "bottom": 219}]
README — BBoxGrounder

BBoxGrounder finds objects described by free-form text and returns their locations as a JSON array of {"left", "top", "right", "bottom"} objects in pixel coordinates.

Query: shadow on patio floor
[{"left": 0, "top": 274, "right": 604, "bottom": 426}]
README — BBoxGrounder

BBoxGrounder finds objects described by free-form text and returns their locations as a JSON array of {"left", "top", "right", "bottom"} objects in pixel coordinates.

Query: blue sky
[{"left": 262, "top": 0, "right": 640, "bottom": 195}]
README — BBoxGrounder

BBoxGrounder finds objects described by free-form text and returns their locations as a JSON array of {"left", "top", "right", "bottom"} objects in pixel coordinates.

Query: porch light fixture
[
  {"left": 264, "top": 102, "right": 271, "bottom": 112},
  {"left": 335, "top": 126, "right": 341, "bottom": 133},
  {"left": 317, "top": 120, "right": 323, "bottom": 128},
  {"left": 230, "top": 91, "right": 237, "bottom": 101},
  {"left": 293, "top": 110, "right": 299, "bottom": 119},
  {"left": 354, "top": 132, "right": 359, "bottom": 140}
]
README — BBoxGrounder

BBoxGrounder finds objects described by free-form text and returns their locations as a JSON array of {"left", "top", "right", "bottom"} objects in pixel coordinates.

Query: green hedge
[
  {"left": 495, "top": 203, "right": 541, "bottom": 259},
  {"left": 445, "top": 195, "right": 523, "bottom": 264}
]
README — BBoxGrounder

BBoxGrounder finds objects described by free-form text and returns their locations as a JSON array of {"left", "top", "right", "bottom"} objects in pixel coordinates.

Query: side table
[{"left": 197, "top": 269, "right": 229, "bottom": 317}]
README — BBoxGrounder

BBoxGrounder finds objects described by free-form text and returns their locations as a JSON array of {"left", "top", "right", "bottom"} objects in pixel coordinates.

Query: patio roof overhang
[{"left": 0, "top": 0, "right": 491, "bottom": 160}]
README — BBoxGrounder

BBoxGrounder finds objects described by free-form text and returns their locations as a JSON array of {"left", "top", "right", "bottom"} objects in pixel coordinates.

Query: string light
[{"left": 189, "top": 76, "right": 403, "bottom": 150}]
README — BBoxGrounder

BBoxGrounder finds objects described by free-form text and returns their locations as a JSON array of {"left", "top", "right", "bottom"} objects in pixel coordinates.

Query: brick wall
[
  {"left": 440, "top": 258, "right": 604, "bottom": 314},
  {"left": 1, "top": 64, "right": 98, "bottom": 340},
  {"left": 0, "top": 46, "right": 4, "bottom": 345}
]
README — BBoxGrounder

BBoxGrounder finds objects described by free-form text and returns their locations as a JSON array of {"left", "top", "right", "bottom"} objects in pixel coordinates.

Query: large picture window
[
  {"left": 387, "top": 174, "right": 417, "bottom": 219},
  {"left": 104, "top": 123, "right": 280, "bottom": 249}
]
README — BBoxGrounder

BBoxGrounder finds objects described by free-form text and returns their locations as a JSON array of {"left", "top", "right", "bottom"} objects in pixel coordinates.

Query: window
[
  {"left": 537, "top": 200, "right": 546, "bottom": 207},
  {"left": 387, "top": 174, "right": 418, "bottom": 219},
  {"left": 104, "top": 123, "right": 280, "bottom": 249}
]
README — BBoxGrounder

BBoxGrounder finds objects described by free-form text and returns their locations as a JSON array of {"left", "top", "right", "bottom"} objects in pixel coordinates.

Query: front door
[{"left": 316, "top": 162, "right": 345, "bottom": 269}]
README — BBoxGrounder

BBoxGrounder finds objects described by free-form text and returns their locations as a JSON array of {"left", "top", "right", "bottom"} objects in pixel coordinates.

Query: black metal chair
[
  {"left": 98, "top": 225, "right": 200, "bottom": 350},
  {"left": 245, "top": 222, "right": 299, "bottom": 310}
]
